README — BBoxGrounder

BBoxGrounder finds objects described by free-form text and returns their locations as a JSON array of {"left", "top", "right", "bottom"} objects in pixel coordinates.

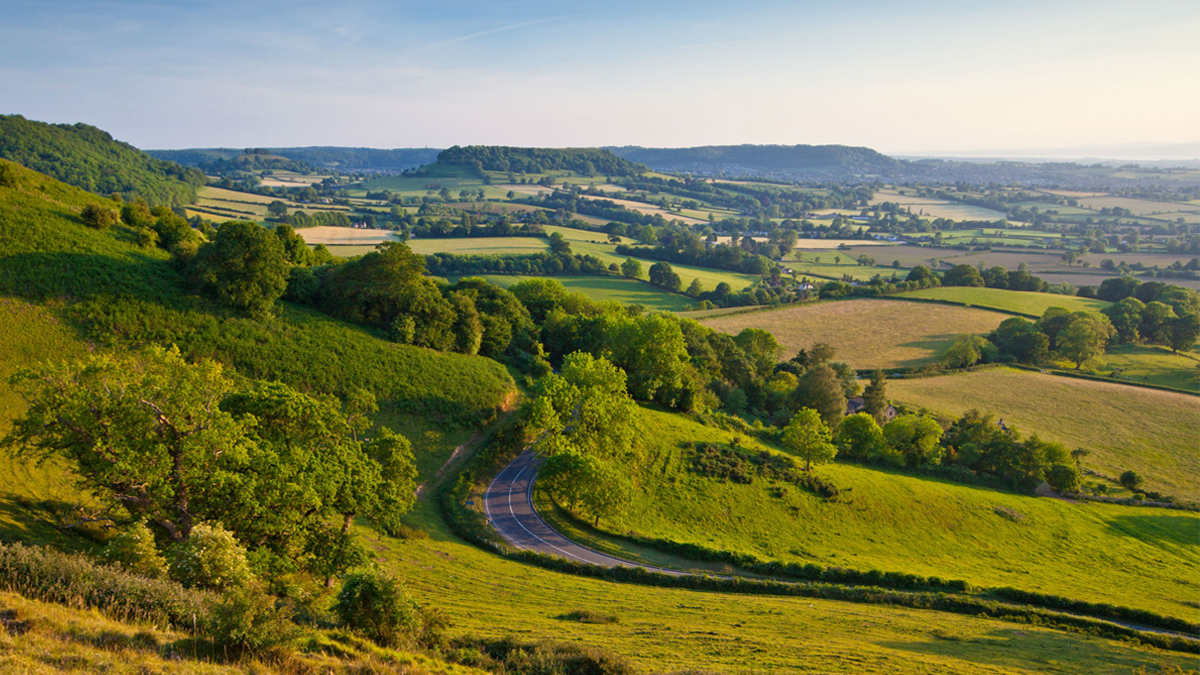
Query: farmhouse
[{"left": 846, "top": 396, "right": 897, "bottom": 422}]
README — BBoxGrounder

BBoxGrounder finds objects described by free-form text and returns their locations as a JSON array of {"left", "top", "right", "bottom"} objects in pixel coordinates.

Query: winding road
[{"left": 483, "top": 449, "right": 679, "bottom": 574}]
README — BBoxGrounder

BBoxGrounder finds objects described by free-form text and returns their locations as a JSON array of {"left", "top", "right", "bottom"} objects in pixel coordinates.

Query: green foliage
[
  {"left": 190, "top": 220, "right": 290, "bottom": 319},
  {"left": 780, "top": 408, "right": 837, "bottom": 470},
  {"left": 0, "top": 541, "right": 210, "bottom": 628},
  {"left": 0, "top": 115, "right": 204, "bottom": 205},
  {"left": 169, "top": 522, "right": 254, "bottom": 591},
  {"left": 100, "top": 522, "right": 168, "bottom": 579},
  {"left": 836, "top": 413, "right": 895, "bottom": 465},
  {"left": 883, "top": 414, "right": 945, "bottom": 467},
  {"left": 528, "top": 352, "right": 638, "bottom": 462},
  {"left": 788, "top": 364, "right": 847, "bottom": 430},
  {"left": 939, "top": 333, "right": 997, "bottom": 368},
  {"left": 861, "top": 370, "right": 889, "bottom": 423},
  {"left": 80, "top": 202, "right": 119, "bottom": 229},
  {"left": 620, "top": 257, "right": 642, "bottom": 279},
  {"left": 335, "top": 569, "right": 420, "bottom": 646},
  {"left": 1119, "top": 470, "right": 1145, "bottom": 491},
  {"left": 1056, "top": 311, "right": 1116, "bottom": 369},
  {"left": 206, "top": 582, "right": 300, "bottom": 652},
  {"left": 438, "top": 145, "right": 646, "bottom": 176}
]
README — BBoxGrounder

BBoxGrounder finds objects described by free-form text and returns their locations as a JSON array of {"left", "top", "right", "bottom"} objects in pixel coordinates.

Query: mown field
[
  {"left": 362, "top": 493, "right": 1198, "bottom": 674},
  {"left": 889, "top": 367, "right": 1200, "bottom": 497},
  {"left": 894, "top": 287, "right": 1110, "bottom": 316},
  {"left": 578, "top": 408, "right": 1199, "bottom": 622},
  {"left": 869, "top": 188, "right": 1009, "bottom": 222},
  {"left": 701, "top": 299, "right": 1009, "bottom": 368}
]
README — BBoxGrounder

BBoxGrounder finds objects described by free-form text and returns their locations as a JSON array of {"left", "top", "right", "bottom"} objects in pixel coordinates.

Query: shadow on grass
[
  {"left": 894, "top": 334, "right": 962, "bottom": 368},
  {"left": 878, "top": 627, "right": 1187, "bottom": 674},
  {"left": 1105, "top": 512, "right": 1200, "bottom": 550}
]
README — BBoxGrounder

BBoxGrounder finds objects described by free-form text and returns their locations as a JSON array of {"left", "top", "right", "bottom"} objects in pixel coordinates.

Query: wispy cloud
[{"left": 436, "top": 17, "right": 558, "bottom": 46}]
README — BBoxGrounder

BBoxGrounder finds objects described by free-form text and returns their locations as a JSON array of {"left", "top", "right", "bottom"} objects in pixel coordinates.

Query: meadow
[
  {"left": 889, "top": 367, "right": 1200, "bottom": 497},
  {"left": 574, "top": 408, "right": 1200, "bottom": 622},
  {"left": 700, "top": 299, "right": 1009, "bottom": 368},
  {"left": 360, "top": 493, "right": 1199, "bottom": 674},
  {"left": 869, "top": 188, "right": 1009, "bottom": 221},
  {"left": 1094, "top": 343, "right": 1200, "bottom": 391},
  {"left": 894, "top": 287, "right": 1110, "bottom": 316}
]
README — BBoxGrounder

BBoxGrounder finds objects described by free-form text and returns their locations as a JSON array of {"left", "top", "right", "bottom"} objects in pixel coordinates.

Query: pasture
[
  {"left": 1077, "top": 343, "right": 1200, "bottom": 392},
  {"left": 578, "top": 194, "right": 708, "bottom": 224},
  {"left": 870, "top": 188, "right": 1009, "bottom": 221},
  {"left": 701, "top": 299, "right": 1009, "bottom": 368},
  {"left": 889, "top": 367, "right": 1200, "bottom": 497},
  {"left": 366, "top": 491, "right": 1196, "bottom": 674},
  {"left": 586, "top": 407, "right": 1199, "bottom": 621},
  {"left": 895, "top": 287, "right": 1110, "bottom": 316}
]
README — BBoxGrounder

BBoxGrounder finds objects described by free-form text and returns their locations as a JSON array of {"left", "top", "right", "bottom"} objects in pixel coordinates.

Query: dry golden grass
[
  {"left": 890, "top": 367, "right": 1200, "bottom": 497},
  {"left": 296, "top": 226, "right": 402, "bottom": 245},
  {"left": 701, "top": 299, "right": 1008, "bottom": 368}
]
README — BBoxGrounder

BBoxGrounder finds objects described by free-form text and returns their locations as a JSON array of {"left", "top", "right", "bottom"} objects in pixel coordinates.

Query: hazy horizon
[{"left": 3, "top": 0, "right": 1197, "bottom": 153}]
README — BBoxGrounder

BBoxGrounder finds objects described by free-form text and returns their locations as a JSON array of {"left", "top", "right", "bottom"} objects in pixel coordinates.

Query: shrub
[
  {"left": 334, "top": 569, "right": 419, "bottom": 646},
  {"left": 206, "top": 582, "right": 300, "bottom": 652},
  {"left": 0, "top": 542, "right": 209, "bottom": 628},
  {"left": 1119, "top": 470, "right": 1145, "bottom": 491},
  {"left": 169, "top": 522, "right": 254, "bottom": 591},
  {"left": 80, "top": 203, "right": 119, "bottom": 229},
  {"left": 101, "top": 522, "right": 168, "bottom": 578},
  {"left": 559, "top": 609, "right": 619, "bottom": 624}
]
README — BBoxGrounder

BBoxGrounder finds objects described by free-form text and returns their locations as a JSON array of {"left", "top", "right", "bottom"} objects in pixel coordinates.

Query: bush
[
  {"left": 80, "top": 203, "right": 119, "bottom": 229},
  {"left": 100, "top": 522, "right": 168, "bottom": 578},
  {"left": 169, "top": 522, "right": 254, "bottom": 591},
  {"left": 206, "top": 582, "right": 300, "bottom": 652},
  {"left": 334, "top": 569, "right": 419, "bottom": 646},
  {"left": 0, "top": 542, "right": 209, "bottom": 628},
  {"left": 1119, "top": 470, "right": 1145, "bottom": 491}
]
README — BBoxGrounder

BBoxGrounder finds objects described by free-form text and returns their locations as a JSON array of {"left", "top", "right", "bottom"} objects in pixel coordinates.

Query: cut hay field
[
  {"left": 870, "top": 189, "right": 1008, "bottom": 221},
  {"left": 895, "top": 287, "right": 1110, "bottom": 316},
  {"left": 364, "top": 494, "right": 1197, "bottom": 674},
  {"left": 1076, "top": 195, "right": 1200, "bottom": 218},
  {"left": 701, "top": 299, "right": 1009, "bottom": 368},
  {"left": 580, "top": 407, "right": 1199, "bottom": 621},
  {"left": 889, "top": 367, "right": 1200, "bottom": 497},
  {"left": 578, "top": 194, "right": 707, "bottom": 224},
  {"left": 789, "top": 238, "right": 896, "bottom": 249},
  {"left": 406, "top": 237, "right": 549, "bottom": 256},
  {"left": 454, "top": 274, "right": 694, "bottom": 312},
  {"left": 297, "top": 225, "right": 401, "bottom": 245}
]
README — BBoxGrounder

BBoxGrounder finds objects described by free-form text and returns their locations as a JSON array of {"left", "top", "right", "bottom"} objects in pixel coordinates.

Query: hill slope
[
  {"left": 149, "top": 146, "right": 442, "bottom": 172},
  {"left": 438, "top": 145, "right": 647, "bottom": 176},
  {"left": 0, "top": 115, "right": 204, "bottom": 205}
]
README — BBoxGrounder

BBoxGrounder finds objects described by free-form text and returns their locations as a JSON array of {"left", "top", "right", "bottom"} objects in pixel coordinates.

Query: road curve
[{"left": 483, "top": 449, "right": 680, "bottom": 573}]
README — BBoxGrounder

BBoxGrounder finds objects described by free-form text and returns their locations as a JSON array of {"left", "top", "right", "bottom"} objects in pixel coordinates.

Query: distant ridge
[
  {"left": 148, "top": 146, "right": 442, "bottom": 173},
  {"left": 606, "top": 144, "right": 899, "bottom": 179}
]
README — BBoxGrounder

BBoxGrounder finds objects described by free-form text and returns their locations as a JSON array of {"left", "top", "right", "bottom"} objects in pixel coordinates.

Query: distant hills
[
  {"left": 438, "top": 145, "right": 646, "bottom": 176},
  {"left": 607, "top": 144, "right": 901, "bottom": 180},
  {"left": 0, "top": 115, "right": 204, "bottom": 205},
  {"left": 148, "top": 146, "right": 442, "bottom": 173}
]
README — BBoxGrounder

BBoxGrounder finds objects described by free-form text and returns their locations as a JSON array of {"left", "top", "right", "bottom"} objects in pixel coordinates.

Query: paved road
[{"left": 484, "top": 449, "right": 678, "bottom": 572}]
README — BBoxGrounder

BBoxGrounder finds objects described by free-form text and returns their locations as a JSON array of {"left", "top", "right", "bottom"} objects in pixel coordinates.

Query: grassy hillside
[
  {"left": 362, "top": 492, "right": 1199, "bottom": 673},
  {"left": 701, "top": 299, "right": 1009, "bottom": 368},
  {"left": 0, "top": 591, "right": 485, "bottom": 675},
  {"left": 572, "top": 407, "right": 1199, "bottom": 622},
  {"left": 895, "top": 287, "right": 1111, "bottom": 316},
  {"left": 456, "top": 275, "right": 694, "bottom": 312},
  {"left": 0, "top": 159, "right": 514, "bottom": 422},
  {"left": 890, "top": 368, "right": 1200, "bottom": 497},
  {"left": 1096, "top": 343, "right": 1200, "bottom": 391},
  {"left": 0, "top": 117, "right": 203, "bottom": 205}
]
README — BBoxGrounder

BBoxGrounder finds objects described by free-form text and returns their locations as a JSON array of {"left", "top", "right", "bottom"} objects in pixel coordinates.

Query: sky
[{"left": 1, "top": 0, "right": 1198, "bottom": 154}]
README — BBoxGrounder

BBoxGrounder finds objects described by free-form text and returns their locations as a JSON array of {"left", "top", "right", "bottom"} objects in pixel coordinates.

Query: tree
[
  {"left": 686, "top": 277, "right": 704, "bottom": 297},
  {"left": 991, "top": 317, "right": 1049, "bottom": 363},
  {"left": 1045, "top": 463, "right": 1081, "bottom": 493},
  {"left": 648, "top": 261, "right": 682, "bottom": 291},
  {"left": 939, "top": 334, "right": 997, "bottom": 369},
  {"left": 335, "top": 569, "right": 420, "bottom": 646},
  {"left": 620, "top": 257, "right": 642, "bottom": 279},
  {"left": 861, "top": 370, "right": 889, "bottom": 424},
  {"left": 1102, "top": 297, "right": 1145, "bottom": 344},
  {"left": 1097, "top": 276, "right": 1140, "bottom": 302},
  {"left": 789, "top": 364, "right": 847, "bottom": 430},
  {"left": 80, "top": 203, "right": 119, "bottom": 229},
  {"left": 538, "top": 451, "right": 631, "bottom": 525},
  {"left": 781, "top": 408, "right": 837, "bottom": 470},
  {"left": 1118, "top": 470, "right": 1144, "bottom": 491},
  {"left": 3, "top": 346, "right": 246, "bottom": 542},
  {"left": 191, "top": 220, "right": 289, "bottom": 318},
  {"left": 883, "top": 414, "right": 944, "bottom": 467},
  {"left": 835, "top": 413, "right": 890, "bottom": 463},
  {"left": 1140, "top": 301, "right": 1178, "bottom": 345},
  {"left": 1056, "top": 312, "right": 1116, "bottom": 369},
  {"left": 527, "top": 352, "right": 637, "bottom": 463},
  {"left": 943, "top": 264, "right": 985, "bottom": 287},
  {"left": 266, "top": 200, "right": 289, "bottom": 219},
  {"left": 1169, "top": 312, "right": 1200, "bottom": 354}
]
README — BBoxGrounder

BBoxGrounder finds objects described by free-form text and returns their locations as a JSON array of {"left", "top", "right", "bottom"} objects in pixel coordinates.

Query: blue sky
[{"left": 1, "top": 0, "right": 1197, "bottom": 152}]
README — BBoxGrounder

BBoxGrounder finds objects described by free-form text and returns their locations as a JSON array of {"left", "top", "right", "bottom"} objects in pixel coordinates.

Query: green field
[
  {"left": 895, "top": 287, "right": 1111, "bottom": 316},
  {"left": 701, "top": 299, "right": 1009, "bottom": 368},
  {"left": 358, "top": 492, "right": 1197, "bottom": 674},
  {"left": 542, "top": 225, "right": 763, "bottom": 293},
  {"left": 569, "top": 407, "right": 1198, "bottom": 621},
  {"left": 454, "top": 274, "right": 694, "bottom": 312},
  {"left": 889, "top": 367, "right": 1200, "bottom": 497},
  {"left": 1092, "top": 343, "right": 1200, "bottom": 391},
  {"left": 406, "top": 237, "right": 549, "bottom": 256}
]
